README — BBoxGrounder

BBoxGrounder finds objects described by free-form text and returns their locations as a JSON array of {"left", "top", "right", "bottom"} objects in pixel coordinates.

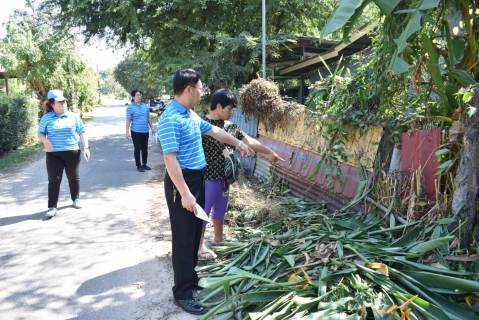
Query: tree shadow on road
[
  {"left": 0, "top": 205, "right": 73, "bottom": 227},
  {"left": 70, "top": 259, "right": 191, "bottom": 320}
]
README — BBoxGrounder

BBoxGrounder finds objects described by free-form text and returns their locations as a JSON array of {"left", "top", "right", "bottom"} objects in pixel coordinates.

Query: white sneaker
[
  {"left": 45, "top": 207, "right": 57, "bottom": 218},
  {"left": 73, "top": 199, "right": 81, "bottom": 209}
]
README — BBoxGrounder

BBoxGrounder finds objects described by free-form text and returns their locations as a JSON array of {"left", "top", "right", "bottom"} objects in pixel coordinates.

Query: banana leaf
[
  {"left": 387, "top": 257, "right": 474, "bottom": 276},
  {"left": 390, "top": 269, "right": 477, "bottom": 319},
  {"left": 401, "top": 270, "right": 479, "bottom": 293},
  {"left": 408, "top": 236, "right": 454, "bottom": 253},
  {"left": 244, "top": 290, "right": 290, "bottom": 303},
  {"left": 250, "top": 292, "right": 295, "bottom": 320},
  {"left": 372, "top": 0, "right": 401, "bottom": 15},
  {"left": 331, "top": 218, "right": 368, "bottom": 230},
  {"left": 320, "top": 0, "right": 362, "bottom": 41},
  {"left": 392, "top": 291, "right": 450, "bottom": 320}
]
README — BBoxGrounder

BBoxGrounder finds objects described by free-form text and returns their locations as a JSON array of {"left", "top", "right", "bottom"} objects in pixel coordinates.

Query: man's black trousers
[{"left": 164, "top": 169, "right": 204, "bottom": 300}]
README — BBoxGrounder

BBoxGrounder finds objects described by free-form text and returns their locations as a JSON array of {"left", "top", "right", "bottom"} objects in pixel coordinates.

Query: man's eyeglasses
[
  {"left": 194, "top": 86, "right": 205, "bottom": 92},
  {"left": 186, "top": 85, "right": 205, "bottom": 93}
]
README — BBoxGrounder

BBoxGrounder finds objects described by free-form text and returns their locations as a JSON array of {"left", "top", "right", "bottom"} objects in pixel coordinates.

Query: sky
[{"left": 0, "top": 0, "right": 126, "bottom": 70}]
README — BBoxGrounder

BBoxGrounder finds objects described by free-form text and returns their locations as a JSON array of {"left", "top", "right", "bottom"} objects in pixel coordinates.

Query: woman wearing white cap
[{"left": 37, "top": 89, "right": 90, "bottom": 218}]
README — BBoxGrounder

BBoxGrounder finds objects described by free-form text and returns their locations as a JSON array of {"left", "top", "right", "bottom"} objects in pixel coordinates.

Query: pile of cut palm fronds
[{"left": 196, "top": 181, "right": 479, "bottom": 319}]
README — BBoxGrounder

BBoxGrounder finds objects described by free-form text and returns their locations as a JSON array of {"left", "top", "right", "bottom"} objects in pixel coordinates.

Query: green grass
[{"left": 0, "top": 139, "right": 45, "bottom": 172}]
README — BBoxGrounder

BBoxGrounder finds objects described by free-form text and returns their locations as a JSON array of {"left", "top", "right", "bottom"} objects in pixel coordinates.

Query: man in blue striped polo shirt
[{"left": 157, "top": 69, "right": 253, "bottom": 315}]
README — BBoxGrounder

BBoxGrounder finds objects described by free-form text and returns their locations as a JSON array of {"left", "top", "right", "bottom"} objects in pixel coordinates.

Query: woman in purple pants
[{"left": 198, "top": 89, "right": 283, "bottom": 259}]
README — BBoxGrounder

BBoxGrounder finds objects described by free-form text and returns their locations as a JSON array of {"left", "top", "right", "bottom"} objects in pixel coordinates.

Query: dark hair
[
  {"left": 210, "top": 88, "right": 237, "bottom": 110},
  {"left": 131, "top": 90, "right": 142, "bottom": 98},
  {"left": 43, "top": 99, "right": 56, "bottom": 114},
  {"left": 173, "top": 69, "right": 202, "bottom": 95}
]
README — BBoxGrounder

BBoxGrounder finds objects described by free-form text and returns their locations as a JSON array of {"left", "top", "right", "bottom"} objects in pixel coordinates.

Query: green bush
[{"left": 0, "top": 94, "right": 39, "bottom": 156}]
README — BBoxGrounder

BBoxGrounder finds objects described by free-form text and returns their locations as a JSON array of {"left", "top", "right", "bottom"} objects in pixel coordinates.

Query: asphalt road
[{"left": 0, "top": 101, "right": 197, "bottom": 320}]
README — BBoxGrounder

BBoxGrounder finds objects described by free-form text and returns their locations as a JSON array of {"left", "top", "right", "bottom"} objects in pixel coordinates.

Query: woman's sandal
[{"left": 198, "top": 248, "right": 217, "bottom": 260}]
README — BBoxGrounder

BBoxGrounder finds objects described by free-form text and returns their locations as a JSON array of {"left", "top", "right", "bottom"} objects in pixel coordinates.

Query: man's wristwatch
[
  {"left": 84, "top": 146, "right": 90, "bottom": 150},
  {"left": 236, "top": 141, "right": 244, "bottom": 149}
]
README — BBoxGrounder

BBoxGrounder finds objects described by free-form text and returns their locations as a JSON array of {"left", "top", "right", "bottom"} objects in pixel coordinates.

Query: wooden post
[
  {"left": 451, "top": 91, "right": 479, "bottom": 249},
  {"left": 5, "top": 74, "right": 9, "bottom": 95}
]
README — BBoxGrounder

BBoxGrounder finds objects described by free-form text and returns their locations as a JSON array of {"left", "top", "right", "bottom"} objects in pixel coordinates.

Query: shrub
[{"left": 0, "top": 94, "right": 39, "bottom": 156}]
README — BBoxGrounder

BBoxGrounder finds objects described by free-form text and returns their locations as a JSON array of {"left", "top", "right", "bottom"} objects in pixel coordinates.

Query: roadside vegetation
[
  {"left": 0, "top": 140, "right": 44, "bottom": 172},
  {"left": 198, "top": 171, "right": 479, "bottom": 319}
]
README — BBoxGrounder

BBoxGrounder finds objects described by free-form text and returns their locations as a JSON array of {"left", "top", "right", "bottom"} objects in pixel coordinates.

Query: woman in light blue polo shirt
[
  {"left": 37, "top": 89, "right": 90, "bottom": 218},
  {"left": 125, "top": 90, "right": 156, "bottom": 172}
]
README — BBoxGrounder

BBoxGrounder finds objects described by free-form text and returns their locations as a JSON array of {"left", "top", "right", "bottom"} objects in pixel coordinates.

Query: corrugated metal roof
[
  {"left": 257, "top": 135, "right": 372, "bottom": 201},
  {"left": 230, "top": 106, "right": 258, "bottom": 137},
  {"left": 229, "top": 106, "right": 259, "bottom": 175},
  {"left": 254, "top": 157, "right": 271, "bottom": 180},
  {"left": 231, "top": 110, "right": 373, "bottom": 212},
  {"left": 235, "top": 150, "right": 256, "bottom": 175},
  {"left": 253, "top": 156, "right": 366, "bottom": 213}
]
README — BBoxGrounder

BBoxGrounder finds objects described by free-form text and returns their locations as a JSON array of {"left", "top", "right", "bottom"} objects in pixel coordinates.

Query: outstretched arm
[
  {"left": 204, "top": 126, "right": 255, "bottom": 157},
  {"left": 242, "top": 135, "right": 284, "bottom": 162}
]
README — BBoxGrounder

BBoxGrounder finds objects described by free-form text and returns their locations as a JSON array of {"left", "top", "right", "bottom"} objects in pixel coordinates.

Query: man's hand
[
  {"left": 270, "top": 151, "right": 284, "bottom": 162},
  {"left": 125, "top": 133, "right": 130, "bottom": 140},
  {"left": 181, "top": 191, "right": 198, "bottom": 215}
]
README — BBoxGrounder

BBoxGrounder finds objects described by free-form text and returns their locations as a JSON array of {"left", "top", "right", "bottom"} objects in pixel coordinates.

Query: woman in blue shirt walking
[
  {"left": 37, "top": 89, "right": 90, "bottom": 218},
  {"left": 125, "top": 90, "right": 156, "bottom": 172}
]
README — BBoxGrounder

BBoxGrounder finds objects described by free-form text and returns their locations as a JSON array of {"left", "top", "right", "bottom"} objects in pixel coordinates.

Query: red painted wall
[{"left": 401, "top": 129, "right": 441, "bottom": 201}]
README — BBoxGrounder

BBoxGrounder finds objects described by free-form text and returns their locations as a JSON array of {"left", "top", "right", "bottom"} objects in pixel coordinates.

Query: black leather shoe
[{"left": 174, "top": 298, "right": 206, "bottom": 315}]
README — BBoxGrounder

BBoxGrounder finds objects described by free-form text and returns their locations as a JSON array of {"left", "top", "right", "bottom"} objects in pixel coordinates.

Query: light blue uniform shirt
[
  {"left": 37, "top": 110, "right": 85, "bottom": 152},
  {"left": 157, "top": 100, "right": 213, "bottom": 169},
  {"left": 126, "top": 102, "right": 150, "bottom": 133}
]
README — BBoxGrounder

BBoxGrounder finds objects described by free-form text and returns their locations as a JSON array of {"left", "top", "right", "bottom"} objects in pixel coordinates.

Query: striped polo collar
[{"left": 171, "top": 100, "right": 189, "bottom": 114}]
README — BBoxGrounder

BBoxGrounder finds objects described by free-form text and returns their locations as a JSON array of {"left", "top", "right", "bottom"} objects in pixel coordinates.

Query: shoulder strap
[{"left": 218, "top": 141, "right": 231, "bottom": 158}]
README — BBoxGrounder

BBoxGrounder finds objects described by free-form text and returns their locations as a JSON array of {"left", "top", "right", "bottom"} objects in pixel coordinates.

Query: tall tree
[
  {"left": 0, "top": 18, "right": 70, "bottom": 102},
  {"left": 113, "top": 54, "right": 162, "bottom": 98},
  {"left": 40, "top": 0, "right": 344, "bottom": 89},
  {"left": 99, "top": 68, "right": 128, "bottom": 98},
  {"left": 0, "top": 5, "right": 100, "bottom": 113}
]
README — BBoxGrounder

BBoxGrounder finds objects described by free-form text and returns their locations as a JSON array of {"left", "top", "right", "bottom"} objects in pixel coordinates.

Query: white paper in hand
[
  {"left": 149, "top": 130, "right": 157, "bottom": 144},
  {"left": 195, "top": 203, "right": 210, "bottom": 222}
]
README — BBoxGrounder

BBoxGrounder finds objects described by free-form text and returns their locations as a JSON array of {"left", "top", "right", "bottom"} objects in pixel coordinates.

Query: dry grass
[
  {"left": 239, "top": 78, "right": 302, "bottom": 132},
  {"left": 227, "top": 172, "right": 285, "bottom": 227}
]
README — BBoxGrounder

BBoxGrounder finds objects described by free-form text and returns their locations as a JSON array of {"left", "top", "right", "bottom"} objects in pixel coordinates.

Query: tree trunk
[
  {"left": 451, "top": 91, "right": 479, "bottom": 250},
  {"left": 67, "top": 53, "right": 78, "bottom": 114}
]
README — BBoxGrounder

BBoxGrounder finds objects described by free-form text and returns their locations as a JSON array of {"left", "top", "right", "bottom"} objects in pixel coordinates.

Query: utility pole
[
  {"left": 67, "top": 53, "right": 78, "bottom": 114},
  {"left": 262, "top": 0, "right": 266, "bottom": 79}
]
